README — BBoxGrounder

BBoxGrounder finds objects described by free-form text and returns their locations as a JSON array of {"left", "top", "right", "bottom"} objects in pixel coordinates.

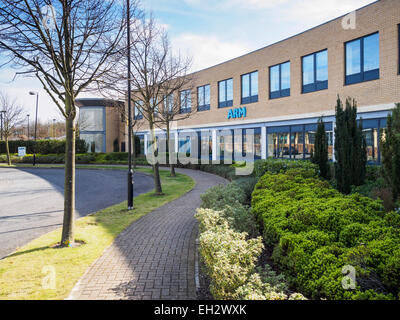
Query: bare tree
[
  {"left": 99, "top": 14, "right": 194, "bottom": 194},
  {"left": 0, "top": 92, "right": 24, "bottom": 165},
  {"left": 0, "top": 0, "right": 140, "bottom": 246},
  {"left": 155, "top": 80, "right": 195, "bottom": 177}
]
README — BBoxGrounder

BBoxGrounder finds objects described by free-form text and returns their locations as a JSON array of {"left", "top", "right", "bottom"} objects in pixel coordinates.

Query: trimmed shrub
[
  {"left": 195, "top": 208, "right": 305, "bottom": 300},
  {"left": 200, "top": 183, "right": 247, "bottom": 211},
  {"left": 254, "top": 158, "right": 319, "bottom": 179},
  {"left": 252, "top": 168, "right": 400, "bottom": 300}
]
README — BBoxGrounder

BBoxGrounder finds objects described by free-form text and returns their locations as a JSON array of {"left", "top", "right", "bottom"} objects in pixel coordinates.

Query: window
[
  {"left": 164, "top": 94, "right": 174, "bottom": 113},
  {"left": 150, "top": 97, "right": 159, "bottom": 116},
  {"left": 134, "top": 101, "right": 143, "bottom": 120},
  {"left": 79, "top": 107, "right": 104, "bottom": 131},
  {"left": 241, "top": 71, "right": 258, "bottom": 104},
  {"left": 269, "top": 61, "right": 290, "bottom": 99},
  {"left": 197, "top": 84, "right": 210, "bottom": 111},
  {"left": 302, "top": 50, "right": 328, "bottom": 93},
  {"left": 345, "top": 32, "right": 379, "bottom": 85},
  {"left": 267, "top": 123, "right": 333, "bottom": 160},
  {"left": 218, "top": 78, "right": 233, "bottom": 108},
  {"left": 180, "top": 90, "right": 191, "bottom": 113},
  {"left": 80, "top": 133, "right": 105, "bottom": 153}
]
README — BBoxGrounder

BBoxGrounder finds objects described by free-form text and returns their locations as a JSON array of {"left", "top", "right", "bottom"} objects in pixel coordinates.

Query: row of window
[
  {"left": 138, "top": 117, "right": 387, "bottom": 164},
  {"left": 191, "top": 32, "right": 381, "bottom": 113},
  {"left": 134, "top": 27, "right": 398, "bottom": 117}
]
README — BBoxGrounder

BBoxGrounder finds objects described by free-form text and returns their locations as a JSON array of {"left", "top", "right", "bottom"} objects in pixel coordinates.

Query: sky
[{"left": 0, "top": 0, "right": 377, "bottom": 122}]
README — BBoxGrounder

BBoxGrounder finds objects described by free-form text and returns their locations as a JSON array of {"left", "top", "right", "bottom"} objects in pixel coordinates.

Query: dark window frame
[
  {"left": 134, "top": 101, "right": 143, "bottom": 120},
  {"left": 218, "top": 78, "right": 233, "bottom": 108},
  {"left": 197, "top": 84, "right": 211, "bottom": 111},
  {"left": 241, "top": 71, "right": 258, "bottom": 104},
  {"left": 180, "top": 89, "right": 191, "bottom": 114},
  {"left": 345, "top": 31, "right": 380, "bottom": 85},
  {"left": 269, "top": 61, "right": 291, "bottom": 99},
  {"left": 301, "top": 49, "right": 328, "bottom": 94},
  {"left": 398, "top": 24, "right": 400, "bottom": 75}
]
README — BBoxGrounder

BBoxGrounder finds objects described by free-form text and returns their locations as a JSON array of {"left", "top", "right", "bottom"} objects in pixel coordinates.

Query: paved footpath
[{"left": 68, "top": 168, "right": 227, "bottom": 300}]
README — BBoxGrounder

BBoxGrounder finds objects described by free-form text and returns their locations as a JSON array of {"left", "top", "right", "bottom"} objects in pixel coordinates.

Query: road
[{"left": 0, "top": 167, "right": 154, "bottom": 259}]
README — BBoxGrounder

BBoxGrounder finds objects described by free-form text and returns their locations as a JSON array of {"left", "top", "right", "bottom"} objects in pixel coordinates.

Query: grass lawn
[{"left": 0, "top": 167, "right": 195, "bottom": 300}]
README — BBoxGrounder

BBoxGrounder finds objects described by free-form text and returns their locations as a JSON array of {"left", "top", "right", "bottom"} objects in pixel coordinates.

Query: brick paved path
[{"left": 67, "top": 168, "right": 226, "bottom": 300}]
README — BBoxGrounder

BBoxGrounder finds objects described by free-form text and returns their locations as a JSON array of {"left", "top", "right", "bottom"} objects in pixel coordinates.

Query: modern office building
[
  {"left": 76, "top": 98, "right": 125, "bottom": 153},
  {"left": 87, "top": 0, "right": 400, "bottom": 163}
]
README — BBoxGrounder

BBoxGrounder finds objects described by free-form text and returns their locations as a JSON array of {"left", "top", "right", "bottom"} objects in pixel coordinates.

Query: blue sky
[{"left": 0, "top": 0, "right": 376, "bottom": 122}]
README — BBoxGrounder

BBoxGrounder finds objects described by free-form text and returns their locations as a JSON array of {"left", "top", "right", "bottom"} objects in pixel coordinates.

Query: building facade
[
  {"left": 76, "top": 98, "right": 125, "bottom": 153},
  {"left": 126, "top": 0, "right": 399, "bottom": 163}
]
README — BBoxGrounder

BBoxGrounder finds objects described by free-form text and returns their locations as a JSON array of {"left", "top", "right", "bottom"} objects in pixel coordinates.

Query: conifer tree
[
  {"left": 380, "top": 103, "right": 400, "bottom": 203},
  {"left": 334, "top": 96, "right": 367, "bottom": 194},
  {"left": 312, "top": 117, "right": 329, "bottom": 179}
]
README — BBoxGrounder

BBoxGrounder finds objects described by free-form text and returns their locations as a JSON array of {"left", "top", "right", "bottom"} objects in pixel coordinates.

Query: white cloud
[
  {"left": 183, "top": 0, "right": 290, "bottom": 10},
  {"left": 276, "top": 0, "right": 375, "bottom": 26},
  {"left": 171, "top": 33, "right": 250, "bottom": 72}
]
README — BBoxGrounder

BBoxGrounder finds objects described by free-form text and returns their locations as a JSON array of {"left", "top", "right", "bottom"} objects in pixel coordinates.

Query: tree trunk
[
  {"left": 166, "top": 123, "right": 176, "bottom": 177},
  {"left": 149, "top": 120, "right": 163, "bottom": 195},
  {"left": 61, "top": 100, "right": 76, "bottom": 246},
  {"left": 5, "top": 136, "right": 11, "bottom": 166}
]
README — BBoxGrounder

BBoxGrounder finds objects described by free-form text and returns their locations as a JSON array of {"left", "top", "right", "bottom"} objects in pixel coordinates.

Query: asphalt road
[{"left": 0, "top": 168, "right": 154, "bottom": 259}]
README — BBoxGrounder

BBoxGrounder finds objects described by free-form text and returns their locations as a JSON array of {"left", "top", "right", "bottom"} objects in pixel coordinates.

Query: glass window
[
  {"left": 346, "top": 39, "right": 361, "bottom": 76},
  {"left": 363, "top": 128, "right": 379, "bottom": 163},
  {"left": 134, "top": 101, "right": 143, "bottom": 120},
  {"left": 242, "top": 128, "right": 261, "bottom": 160},
  {"left": 241, "top": 74, "right": 250, "bottom": 98},
  {"left": 251, "top": 72, "right": 258, "bottom": 96},
  {"left": 180, "top": 90, "right": 191, "bottom": 113},
  {"left": 363, "top": 33, "right": 379, "bottom": 72},
  {"left": 241, "top": 71, "right": 258, "bottom": 104},
  {"left": 200, "top": 132, "right": 212, "bottom": 161},
  {"left": 218, "top": 130, "right": 233, "bottom": 162},
  {"left": 164, "top": 94, "right": 173, "bottom": 113},
  {"left": 345, "top": 32, "right": 379, "bottom": 85},
  {"left": 79, "top": 107, "right": 104, "bottom": 131},
  {"left": 291, "top": 131, "right": 304, "bottom": 159},
  {"left": 198, "top": 86, "right": 204, "bottom": 107},
  {"left": 205, "top": 85, "right": 210, "bottom": 105},
  {"left": 197, "top": 84, "right": 210, "bottom": 111},
  {"left": 218, "top": 78, "right": 233, "bottom": 108},
  {"left": 268, "top": 124, "right": 332, "bottom": 160},
  {"left": 269, "top": 62, "right": 290, "bottom": 99},
  {"left": 80, "top": 133, "right": 104, "bottom": 153},
  {"left": 302, "top": 49, "right": 328, "bottom": 93},
  {"left": 316, "top": 50, "right": 328, "bottom": 82},
  {"left": 281, "top": 62, "right": 290, "bottom": 90},
  {"left": 270, "top": 66, "right": 280, "bottom": 92},
  {"left": 302, "top": 55, "right": 314, "bottom": 85}
]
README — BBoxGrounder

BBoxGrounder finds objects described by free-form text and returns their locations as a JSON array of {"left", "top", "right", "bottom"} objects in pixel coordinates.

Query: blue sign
[{"left": 227, "top": 107, "right": 247, "bottom": 119}]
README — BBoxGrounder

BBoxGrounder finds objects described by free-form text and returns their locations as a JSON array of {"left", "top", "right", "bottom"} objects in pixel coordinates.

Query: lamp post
[
  {"left": 0, "top": 110, "right": 5, "bottom": 141},
  {"left": 29, "top": 91, "right": 39, "bottom": 166},
  {"left": 27, "top": 114, "right": 30, "bottom": 139},
  {"left": 127, "top": 0, "right": 134, "bottom": 210}
]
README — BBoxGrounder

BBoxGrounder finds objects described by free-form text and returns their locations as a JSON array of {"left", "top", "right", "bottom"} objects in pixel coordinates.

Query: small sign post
[{"left": 18, "top": 147, "right": 26, "bottom": 157}]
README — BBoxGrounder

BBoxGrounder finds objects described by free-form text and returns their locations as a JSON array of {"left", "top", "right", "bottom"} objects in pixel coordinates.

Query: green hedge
[
  {"left": 251, "top": 168, "right": 400, "bottom": 300},
  {"left": 0, "top": 152, "right": 149, "bottom": 165},
  {"left": 254, "top": 158, "right": 319, "bottom": 179},
  {"left": 0, "top": 139, "right": 88, "bottom": 154}
]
